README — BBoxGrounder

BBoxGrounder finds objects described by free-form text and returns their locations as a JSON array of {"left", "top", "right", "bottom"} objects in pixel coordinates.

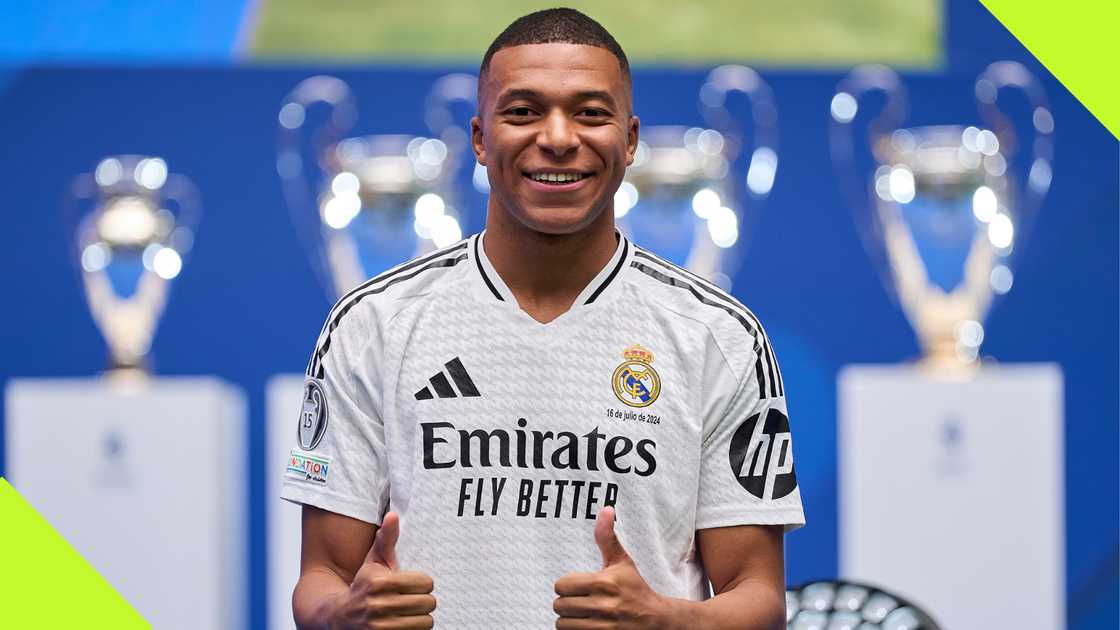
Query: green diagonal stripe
[
  {"left": 0, "top": 478, "right": 148, "bottom": 627},
  {"left": 980, "top": 0, "right": 1119, "bottom": 139}
]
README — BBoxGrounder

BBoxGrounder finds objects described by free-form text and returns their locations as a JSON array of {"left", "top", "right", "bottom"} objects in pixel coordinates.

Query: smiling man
[{"left": 283, "top": 8, "right": 804, "bottom": 629}]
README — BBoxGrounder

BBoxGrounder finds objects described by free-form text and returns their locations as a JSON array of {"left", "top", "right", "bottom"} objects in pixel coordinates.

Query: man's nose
[{"left": 537, "top": 110, "right": 579, "bottom": 157}]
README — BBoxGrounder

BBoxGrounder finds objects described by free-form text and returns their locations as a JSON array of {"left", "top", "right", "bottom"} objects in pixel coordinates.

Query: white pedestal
[
  {"left": 267, "top": 374, "right": 305, "bottom": 630},
  {"left": 839, "top": 364, "right": 1064, "bottom": 630},
  {"left": 5, "top": 377, "right": 247, "bottom": 630}
]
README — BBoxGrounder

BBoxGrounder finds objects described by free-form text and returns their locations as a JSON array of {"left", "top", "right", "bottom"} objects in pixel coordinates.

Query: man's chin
[{"left": 516, "top": 206, "right": 609, "bottom": 236}]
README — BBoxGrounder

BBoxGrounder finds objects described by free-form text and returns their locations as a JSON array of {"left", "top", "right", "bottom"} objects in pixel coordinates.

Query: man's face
[{"left": 472, "top": 43, "right": 639, "bottom": 235}]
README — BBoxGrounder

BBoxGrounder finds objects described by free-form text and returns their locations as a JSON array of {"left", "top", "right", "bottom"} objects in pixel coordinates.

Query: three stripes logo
[{"left": 415, "top": 357, "right": 481, "bottom": 400}]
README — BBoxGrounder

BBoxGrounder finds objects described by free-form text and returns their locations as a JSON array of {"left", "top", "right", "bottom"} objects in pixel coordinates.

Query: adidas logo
[{"left": 415, "top": 357, "right": 481, "bottom": 400}]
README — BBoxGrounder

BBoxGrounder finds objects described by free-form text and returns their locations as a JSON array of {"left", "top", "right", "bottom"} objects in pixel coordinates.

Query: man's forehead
[
  {"left": 491, "top": 43, "right": 621, "bottom": 71},
  {"left": 481, "top": 43, "right": 629, "bottom": 104}
]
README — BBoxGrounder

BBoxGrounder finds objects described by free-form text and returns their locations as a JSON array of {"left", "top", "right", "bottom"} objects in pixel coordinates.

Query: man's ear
[
  {"left": 471, "top": 115, "right": 486, "bottom": 165},
  {"left": 625, "top": 115, "right": 640, "bottom": 166}
]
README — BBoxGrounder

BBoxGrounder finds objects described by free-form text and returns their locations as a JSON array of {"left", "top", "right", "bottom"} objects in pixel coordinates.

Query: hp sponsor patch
[
  {"left": 298, "top": 378, "right": 329, "bottom": 450},
  {"left": 729, "top": 408, "right": 797, "bottom": 501},
  {"left": 287, "top": 449, "right": 331, "bottom": 485}
]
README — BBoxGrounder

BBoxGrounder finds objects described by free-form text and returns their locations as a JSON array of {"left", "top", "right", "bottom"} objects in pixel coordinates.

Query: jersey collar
[{"left": 470, "top": 230, "right": 632, "bottom": 308}]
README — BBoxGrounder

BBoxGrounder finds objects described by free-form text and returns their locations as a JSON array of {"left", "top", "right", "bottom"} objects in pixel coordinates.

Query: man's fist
[
  {"left": 553, "top": 507, "right": 670, "bottom": 629},
  {"left": 328, "top": 512, "right": 437, "bottom": 629}
]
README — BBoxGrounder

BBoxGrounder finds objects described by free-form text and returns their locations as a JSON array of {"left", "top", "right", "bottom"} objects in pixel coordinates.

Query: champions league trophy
[
  {"left": 834, "top": 63, "right": 1064, "bottom": 630},
  {"left": 830, "top": 62, "right": 1054, "bottom": 369},
  {"left": 272, "top": 73, "right": 480, "bottom": 629},
  {"left": 68, "top": 155, "right": 200, "bottom": 375},
  {"left": 277, "top": 73, "right": 478, "bottom": 299},
  {"left": 5, "top": 156, "right": 246, "bottom": 627},
  {"left": 618, "top": 65, "right": 778, "bottom": 290}
]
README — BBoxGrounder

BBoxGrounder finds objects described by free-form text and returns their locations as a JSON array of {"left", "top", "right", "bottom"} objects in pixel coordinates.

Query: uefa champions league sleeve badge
[{"left": 298, "top": 379, "right": 329, "bottom": 450}]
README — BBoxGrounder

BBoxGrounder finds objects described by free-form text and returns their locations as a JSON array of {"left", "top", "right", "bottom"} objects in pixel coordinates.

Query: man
[{"left": 282, "top": 8, "right": 803, "bottom": 629}]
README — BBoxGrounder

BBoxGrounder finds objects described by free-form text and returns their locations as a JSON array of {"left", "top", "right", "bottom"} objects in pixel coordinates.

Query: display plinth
[
  {"left": 267, "top": 374, "right": 305, "bottom": 630},
  {"left": 839, "top": 364, "right": 1064, "bottom": 630},
  {"left": 5, "top": 377, "right": 247, "bottom": 629}
]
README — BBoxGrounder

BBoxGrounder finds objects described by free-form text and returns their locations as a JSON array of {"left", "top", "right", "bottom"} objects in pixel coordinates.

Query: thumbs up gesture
[
  {"left": 328, "top": 512, "right": 437, "bottom": 629},
  {"left": 553, "top": 507, "right": 671, "bottom": 628}
]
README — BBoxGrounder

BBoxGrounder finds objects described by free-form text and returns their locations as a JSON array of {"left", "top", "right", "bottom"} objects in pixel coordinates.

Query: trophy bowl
[
  {"left": 619, "top": 65, "right": 777, "bottom": 290},
  {"left": 69, "top": 155, "right": 199, "bottom": 375},
  {"left": 830, "top": 62, "right": 1053, "bottom": 369},
  {"left": 278, "top": 74, "right": 477, "bottom": 299}
]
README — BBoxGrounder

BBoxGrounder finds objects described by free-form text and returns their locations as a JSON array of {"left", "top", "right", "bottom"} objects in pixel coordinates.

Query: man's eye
[
  {"left": 580, "top": 108, "right": 608, "bottom": 117},
  {"left": 505, "top": 107, "right": 534, "bottom": 117}
]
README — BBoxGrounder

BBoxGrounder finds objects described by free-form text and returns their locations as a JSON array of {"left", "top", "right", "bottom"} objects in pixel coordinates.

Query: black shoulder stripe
[
  {"left": 474, "top": 235, "right": 504, "bottom": 301},
  {"left": 631, "top": 251, "right": 763, "bottom": 333},
  {"left": 757, "top": 338, "right": 775, "bottom": 396},
  {"left": 305, "top": 240, "right": 468, "bottom": 374},
  {"left": 633, "top": 249, "right": 751, "bottom": 319},
  {"left": 309, "top": 253, "right": 468, "bottom": 379},
  {"left": 585, "top": 238, "right": 629, "bottom": 304},
  {"left": 631, "top": 256, "right": 784, "bottom": 398},
  {"left": 631, "top": 260, "right": 757, "bottom": 335},
  {"left": 632, "top": 248, "right": 783, "bottom": 396}
]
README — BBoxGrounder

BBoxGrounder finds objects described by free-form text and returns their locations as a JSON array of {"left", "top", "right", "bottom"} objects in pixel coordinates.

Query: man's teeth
[{"left": 529, "top": 172, "right": 585, "bottom": 183}]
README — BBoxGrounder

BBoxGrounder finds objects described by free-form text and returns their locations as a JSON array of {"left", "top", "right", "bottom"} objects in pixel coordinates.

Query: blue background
[{"left": 0, "top": 1, "right": 1115, "bottom": 628}]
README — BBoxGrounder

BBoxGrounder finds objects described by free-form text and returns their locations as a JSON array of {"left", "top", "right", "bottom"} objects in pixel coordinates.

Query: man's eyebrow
[
  {"left": 572, "top": 90, "right": 619, "bottom": 108},
  {"left": 494, "top": 88, "right": 619, "bottom": 109}
]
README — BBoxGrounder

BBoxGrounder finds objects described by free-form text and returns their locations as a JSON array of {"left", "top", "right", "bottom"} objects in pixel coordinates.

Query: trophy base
[
  {"left": 267, "top": 374, "right": 306, "bottom": 630},
  {"left": 915, "top": 352, "right": 980, "bottom": 378},
  {"left": 103, "top": 364, "right": 152, "bottom": 385},
  {"left": 4, "top": 377, "right": 248, "bottom": 629},
  {"left": 839, "top": 363, "right": 1064, "bottom": 630}
]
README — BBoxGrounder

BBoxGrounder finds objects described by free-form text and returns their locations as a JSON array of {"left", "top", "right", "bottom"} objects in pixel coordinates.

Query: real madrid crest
[
  {"left": 298, "top": 379, "right": 329, "bottom": 450},
  {"left": 612, "top": 344, "right": 661, "bottom": 407}
]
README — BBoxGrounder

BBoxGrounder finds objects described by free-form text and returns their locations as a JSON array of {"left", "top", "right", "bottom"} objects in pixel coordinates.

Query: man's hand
[
  {"left": 327, "top": 512, "right": 437, "bottom": 630},
  {"left": 553, "top": 507, "right": 672, "bottom": 629}
]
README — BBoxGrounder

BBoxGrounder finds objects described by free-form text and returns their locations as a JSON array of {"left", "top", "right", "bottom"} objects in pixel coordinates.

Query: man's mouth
[{"left": 523, "top": 170, "right": 593, "bottom": 185}]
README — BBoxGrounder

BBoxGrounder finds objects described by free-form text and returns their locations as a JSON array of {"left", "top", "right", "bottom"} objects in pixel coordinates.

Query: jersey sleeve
[
  {"left": 280, "top": 304, "right": 389, "bottom": 525},
  {"left": 696, "top": 329, "right": 805, "bottom": 532}
]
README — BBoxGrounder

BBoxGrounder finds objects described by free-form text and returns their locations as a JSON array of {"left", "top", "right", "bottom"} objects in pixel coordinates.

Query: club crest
[
  {"left": 612, "top": 344, "right": 661, "bottom": 408},
  {"left": 298, "top": 379, "right": 329, "bottom": 450}
]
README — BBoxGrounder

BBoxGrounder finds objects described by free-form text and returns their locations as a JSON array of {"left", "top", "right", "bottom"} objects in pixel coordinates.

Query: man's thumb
[
  {"left": 594, "top": 506, "right": 629, "bottom": 567},
  {"left": 366, "top": 511, "right": 400, "bottom": 571}
]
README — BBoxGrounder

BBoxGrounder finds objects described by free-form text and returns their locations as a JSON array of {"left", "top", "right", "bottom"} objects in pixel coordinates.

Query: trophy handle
[
  {"left": 829, "top": 65, "right": 909, "bottom": 294},
  {"left": 424, "top": 73, "right": 478, "bottom": 179},
  {"left": 159, "top": 173, "right": 202, "bottom": 257},
  {"left": 63, "top": 173, "right": 100, "bottom": 274},
  {"left": 699, "top": 64, "right": 778, "bottom": 197},
  {"left": 829, "top": 64, "right": 908, "bottom": 177},
  {"left": 277, "top": 75, "right": 358, "bottom": 300},
  {"left": 975, "top": 61, "right": 1054, "bottom": 244}
]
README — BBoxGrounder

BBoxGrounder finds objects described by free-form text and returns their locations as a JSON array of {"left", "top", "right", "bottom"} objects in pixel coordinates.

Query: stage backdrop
[{"left": 0, "top": 20, "right": 1115, "bottom": 630}]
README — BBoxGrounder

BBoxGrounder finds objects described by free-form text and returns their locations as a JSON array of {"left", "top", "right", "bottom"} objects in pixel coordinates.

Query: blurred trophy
[
  {"left": 619, "top": 64, "right": 778, "bottom": 289},
  {"left": 277, "top": 74, "right": 477, "bottom": 299},
  {"left": 69, "top": 155, "right": 200, "bottom": 375},
  {"left": 830, "top": 62, "right": 1053, "bottom": 368}
]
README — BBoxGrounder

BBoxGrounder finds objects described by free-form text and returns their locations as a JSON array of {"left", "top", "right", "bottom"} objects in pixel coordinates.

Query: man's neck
[{"left": 482, "top": 209, "right": 618, "bottom": 324}]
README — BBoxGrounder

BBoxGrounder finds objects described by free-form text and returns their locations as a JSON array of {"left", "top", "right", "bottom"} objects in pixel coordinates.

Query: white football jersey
[{"left": 282, "top": 231, "right": 804, "bottom": 628}]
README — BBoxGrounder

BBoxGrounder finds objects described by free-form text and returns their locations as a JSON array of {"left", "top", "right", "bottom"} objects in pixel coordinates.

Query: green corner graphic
[
  {"left": 0, "top": 478, "right": 148, "bottom": 627},
  {"left": 980, "top": 0, "right": 1119, "bottom": 139}
]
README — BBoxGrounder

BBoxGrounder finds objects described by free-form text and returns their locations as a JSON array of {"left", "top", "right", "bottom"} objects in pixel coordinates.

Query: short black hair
[{"left": 479, "top": 8, "right": 630, "bottom": 83}]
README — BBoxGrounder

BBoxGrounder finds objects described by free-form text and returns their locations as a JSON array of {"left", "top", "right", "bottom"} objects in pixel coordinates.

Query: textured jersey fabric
[{"left": 281, "top": 231, "right": 805, "bottom": 627}]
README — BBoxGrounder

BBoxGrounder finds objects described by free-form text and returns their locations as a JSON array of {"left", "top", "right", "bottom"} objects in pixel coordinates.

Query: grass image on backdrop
[{"left": 250, "top": 0, "right": 941, "bottom": 67}]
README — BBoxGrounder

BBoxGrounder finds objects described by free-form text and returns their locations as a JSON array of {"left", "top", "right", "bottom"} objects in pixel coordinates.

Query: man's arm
[
  {"left": 293, "top": 505, "right": 375, "bottom": 628},
  {"left": 293, "top": 506, "right": 436, "bottom": 630},
  {"left": 667, "top": 524, "right": 787, "bottom": 630}
]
